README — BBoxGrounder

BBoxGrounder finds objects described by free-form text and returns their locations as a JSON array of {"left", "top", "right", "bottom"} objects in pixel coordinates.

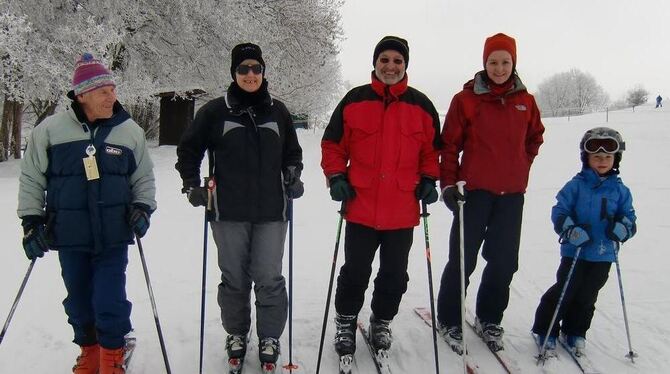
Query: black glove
[
  {"left": 328, "top": 174, "right": 355, "bottom": 202},
  {"left": 128, "top": 204, "right": 151, "bottom": 238},
  {"left": 283, "top": 166, "right": 304, "bottom": 199},
  {"left": 186, "top": 186, "right": 208, "bottom": 207},
  {"left": 415, "top": 176, "right": 438, "bottom": 204},
  {"left": 607, "top": 216, "right": 634, "bottom": 243},
  {"left": 21, "top": 216, "right": 49, "bottom": 260},
  {"left": 442, "top": 186, "right": 465, "bottom": 212}
]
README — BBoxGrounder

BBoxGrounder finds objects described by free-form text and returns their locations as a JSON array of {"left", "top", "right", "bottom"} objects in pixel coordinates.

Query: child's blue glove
[
  {"left": 559, "top": 216, "right": 591, "bottom": 247},
  {"left": 607, "top": 216, "right": 634, "bottom": 242}
]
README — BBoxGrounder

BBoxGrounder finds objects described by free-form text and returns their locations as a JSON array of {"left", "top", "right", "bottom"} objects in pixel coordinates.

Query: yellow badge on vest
[{"left": 83, "top": 144, "right": 100, "bottom": 180}]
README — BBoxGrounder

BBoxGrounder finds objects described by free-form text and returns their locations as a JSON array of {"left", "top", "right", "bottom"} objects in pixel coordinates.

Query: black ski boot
[
  {"left": 226, "top": 334, "right": 248, "bottom": 359},
  {"left": 226, "top": 334, "right": 247, "bottom": 373},
  {"left": 369, "top": 315, "right": 392, "bottom": 352},
  {"left": 475, "top": 317, "right": 505, "bottom": 352},
  {"left": 334, "top": 313, "right": 357, "bottom": 356},
  {"left": 259, "top": 337, "right": 280, "bottom": 373}
]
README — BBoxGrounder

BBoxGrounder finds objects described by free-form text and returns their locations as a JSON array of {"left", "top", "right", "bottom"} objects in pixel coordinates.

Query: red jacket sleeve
[
  {"left": 525, "top": 96, "right": 545, "bottom": 161},
  {"left": 439, "top": 93, "right": 466, "bottom": 188}
]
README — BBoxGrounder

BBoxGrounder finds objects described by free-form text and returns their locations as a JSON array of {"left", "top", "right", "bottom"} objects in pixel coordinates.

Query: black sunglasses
[{"left": 236, "top": 64, "right": 263, "bottom": 75}]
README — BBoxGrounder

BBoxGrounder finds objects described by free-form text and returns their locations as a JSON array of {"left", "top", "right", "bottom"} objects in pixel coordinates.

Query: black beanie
[
  {"left": 372, "top": 36, "right": 409, "bottom": 67},
  {"left": 230, "top": 43, "right": 265, "bottom": 80}
]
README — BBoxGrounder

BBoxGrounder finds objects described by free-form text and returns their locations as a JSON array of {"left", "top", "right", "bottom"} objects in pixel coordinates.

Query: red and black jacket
[{"left": 321, "top": 73, "right": 441, "bottom": 229}]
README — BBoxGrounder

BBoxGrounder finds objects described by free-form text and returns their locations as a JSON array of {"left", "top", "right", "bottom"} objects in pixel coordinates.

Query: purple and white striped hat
[{"left": 71, "top": 53, "right": 115, "bottom": 96}]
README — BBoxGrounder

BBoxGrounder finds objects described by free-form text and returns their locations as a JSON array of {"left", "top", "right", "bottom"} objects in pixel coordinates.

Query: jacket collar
[
  {"left": 470, "top": 71, "right": 527, "bottom": 96},
  {"left": 579, "top": 167, "right": 619, "bottom": 186},
  {"left": 225, "top": 80, "right": 272, "bottom": 112},
  {"left": 67, "top": 99, "right": 129, "bottom": 129},
  {"left": 370, "top": 72, "right": 408, "bottom": 99}
]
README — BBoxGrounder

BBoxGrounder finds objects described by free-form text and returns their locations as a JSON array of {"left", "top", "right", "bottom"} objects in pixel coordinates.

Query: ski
[
  {"left": 228, "top": 357, "right": 245, "bottom": 374},
  {"left": 557, "top": 335, "right": 602, "bottom": 374},
  {"left": 338, "top": 353, "right": 354, "bottom": 374},
  {"left": 413, "top": 307, "right": 479, "bottom": 374},
  {"left": 357, "top": 321, "right": 391, "bottom": 374},
  {"left": 464, "top": 310, "right": 523, "bottom": 374},
  {"left": 123, "top": 333, "right": 137, "bottom": 371},
  {"left": 261, "top": 362, "right": 277, "bottom": 373}
]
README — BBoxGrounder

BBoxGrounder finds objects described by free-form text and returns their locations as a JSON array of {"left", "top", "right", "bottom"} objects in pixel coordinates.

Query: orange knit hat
[{"left": 483, "top": 33, "right": 516, "bottom": 66}]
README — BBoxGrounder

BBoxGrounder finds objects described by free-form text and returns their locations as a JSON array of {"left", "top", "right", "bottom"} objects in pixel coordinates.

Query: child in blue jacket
[{"left": 532, "top": 127, "right": 636, "bottom": 356}]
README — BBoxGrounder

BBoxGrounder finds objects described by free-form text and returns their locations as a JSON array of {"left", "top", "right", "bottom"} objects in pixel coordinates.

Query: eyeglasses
[
  {"left": 583, "top": 137, "right": 620, "bottom": 154},
  {"left": 236, "top": 64, "right": 263, "bottom": 75},
  {"left": 379, "top": 57, "right": 404, "bottom": 65}
]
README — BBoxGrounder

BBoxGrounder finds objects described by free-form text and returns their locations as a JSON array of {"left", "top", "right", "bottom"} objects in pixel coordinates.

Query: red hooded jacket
[
  {"left": 440, "top": 72, "right": 544, "bottom": 194},
  {"left": 321, "top": 74, "right": 441, "bottom": 229}
]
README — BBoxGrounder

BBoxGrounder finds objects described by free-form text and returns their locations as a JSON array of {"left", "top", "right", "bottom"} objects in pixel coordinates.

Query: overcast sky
[{"left": 338, "top": 0, "right": 670, "bottom": 111}]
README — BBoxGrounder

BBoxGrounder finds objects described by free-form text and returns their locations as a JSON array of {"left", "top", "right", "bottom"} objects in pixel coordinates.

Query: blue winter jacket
[
  {"left": 551, "top": 168, "right": 636, "bottom": 262},
  {"left": 17, "top": 102, "right": 156, "bottom": 253}
]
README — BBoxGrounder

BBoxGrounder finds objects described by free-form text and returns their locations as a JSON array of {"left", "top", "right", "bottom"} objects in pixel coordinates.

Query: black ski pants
[
  {"left": 532, "top": 257, "right": 611, "bottom": 338},
  {"left": 334, "top": 222, "right": 414, "bottom": 321},
  {"left": 437, "top": 190, "right": 524, "bottom": 327}
]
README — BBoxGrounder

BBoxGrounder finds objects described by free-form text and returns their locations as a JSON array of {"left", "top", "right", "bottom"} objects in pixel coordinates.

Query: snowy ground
[{"left": 0, "top": 104, "right": 668, "bottom": 373}]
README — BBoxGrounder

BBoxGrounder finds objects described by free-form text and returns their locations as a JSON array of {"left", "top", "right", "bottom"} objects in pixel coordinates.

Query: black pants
[
  {"left": 334, "top": 222, "right": 414, "bottom": 320},
  {"left": 532, "top": 257, "right": 611, "bottom": 338},
  {"left": 437, "top": 190, "right": 524, "bottom": 326}
]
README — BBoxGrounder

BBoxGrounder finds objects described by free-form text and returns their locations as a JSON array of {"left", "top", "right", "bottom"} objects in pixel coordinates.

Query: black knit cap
[
  {"left": 230, "top": 43, "right": 265, "bottom": 80},
  {"left": 373, "top": 36, "right": 409, "bottom": 67}
]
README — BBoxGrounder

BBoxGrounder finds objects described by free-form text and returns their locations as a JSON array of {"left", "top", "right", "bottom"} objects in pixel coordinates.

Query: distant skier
[
  {"left": 656, "top": 95, "right": 663, "bottom": 108},
  {"left": 532, "top": 127, "right": 637, "bottom": 357},
  {"left": 17, "top": 53, "right": 156, "bottom": 374},
  {"left": 321, "top": 35, "right": 441, "bottom": 359}
]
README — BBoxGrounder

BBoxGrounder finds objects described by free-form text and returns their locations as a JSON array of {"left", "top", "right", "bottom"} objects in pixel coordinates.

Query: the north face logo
[
  {"left": 105, "top": 146, "right": 122, "bottom": 156},
  {"left": 515, "top": 104, "right": 527, "bottom": 111}
]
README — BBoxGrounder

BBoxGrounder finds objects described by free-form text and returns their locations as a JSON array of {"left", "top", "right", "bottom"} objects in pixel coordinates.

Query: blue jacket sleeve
[{"left": 551, "top": 179, "right": 579, "bottom": 235}]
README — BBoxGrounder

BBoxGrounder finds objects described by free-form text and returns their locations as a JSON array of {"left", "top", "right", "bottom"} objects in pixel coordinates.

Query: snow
[{"left": 0, "top": 104, "right": 668, "bottom": 373}]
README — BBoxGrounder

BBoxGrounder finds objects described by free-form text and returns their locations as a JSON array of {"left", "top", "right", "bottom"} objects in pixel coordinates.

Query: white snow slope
[{"left": 1, "top": 104, "right": 668, "bottom": 373}]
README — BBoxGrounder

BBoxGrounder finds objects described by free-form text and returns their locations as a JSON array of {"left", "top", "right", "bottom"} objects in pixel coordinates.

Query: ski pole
[
  {"left": 537, "top": 247, "right": 582, "bottom": 364},
  {"left": 315, "top": 201, "right": 345, "bottom": 374},
  {"left": 283, "top": 199, "right": 299, "bottom": 372},
  {"left": 136, "top": 235, "right": 172, "bottom": 373},
  {"left": 456, "top": 181, "right": 468, "bottom": 374},
  {"left": 199, "top": 177, "right": 215, "bottom": 374},
  {"left": 0, "top": 259, "right": 35, "bottom": 346},
  {"left": 421, "top": 201, "right": 440, "bottom": 374},
  {"left": 614, "top": 243, "right": 637, "bottom": 362}
]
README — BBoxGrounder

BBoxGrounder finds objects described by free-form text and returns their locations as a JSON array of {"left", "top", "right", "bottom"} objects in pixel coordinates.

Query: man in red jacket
[{"left": 321, "top": 35, "right": 441, "bottom": 357}]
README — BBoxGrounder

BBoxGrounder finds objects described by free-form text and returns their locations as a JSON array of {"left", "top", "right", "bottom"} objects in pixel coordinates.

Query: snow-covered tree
[
  {"left": 535, "top": 68, "right": 609, "bottom": 117},
  {"left": 625, "top": 85, "right": 648, "bottom": 108},
  {"left": 0, "top": 0, "right": 344, "bottom": 153}
]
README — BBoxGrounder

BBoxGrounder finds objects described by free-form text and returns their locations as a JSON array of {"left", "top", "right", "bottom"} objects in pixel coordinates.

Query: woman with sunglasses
[
  {"left": 436, "top": 33, "right": 545, "bottom": 354},
  {"left": 175, "top": 42, "right": 304, "bottom": 371},
  {"left": 531, "top": 127, "right": 637, "bottom": 358}
]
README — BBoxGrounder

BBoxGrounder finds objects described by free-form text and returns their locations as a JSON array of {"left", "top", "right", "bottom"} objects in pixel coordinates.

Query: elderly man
[
  {"left": 321, "top": 35, "right": 441, "bottom": 359},
  {"left": 18, "top": 53, "right": 156, "bottom": 374}
]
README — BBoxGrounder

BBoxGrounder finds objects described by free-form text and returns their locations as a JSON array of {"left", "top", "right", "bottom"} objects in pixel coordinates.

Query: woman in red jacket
[{"left": 436, "top": 33, "right": 545, "bottom": 354}]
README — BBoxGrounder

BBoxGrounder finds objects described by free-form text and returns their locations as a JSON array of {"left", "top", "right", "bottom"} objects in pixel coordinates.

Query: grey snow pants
[{"left": 211, "top": 220, "right": 288, "bottom": 339}]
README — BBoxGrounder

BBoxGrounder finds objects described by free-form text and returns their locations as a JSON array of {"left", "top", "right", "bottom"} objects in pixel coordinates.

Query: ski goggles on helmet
[
  {"left": 583, "top": 137, "right": 620, "bottom": 154},
  {"left": 235, "top": 64, "right": 263, "bottom": 75}
]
